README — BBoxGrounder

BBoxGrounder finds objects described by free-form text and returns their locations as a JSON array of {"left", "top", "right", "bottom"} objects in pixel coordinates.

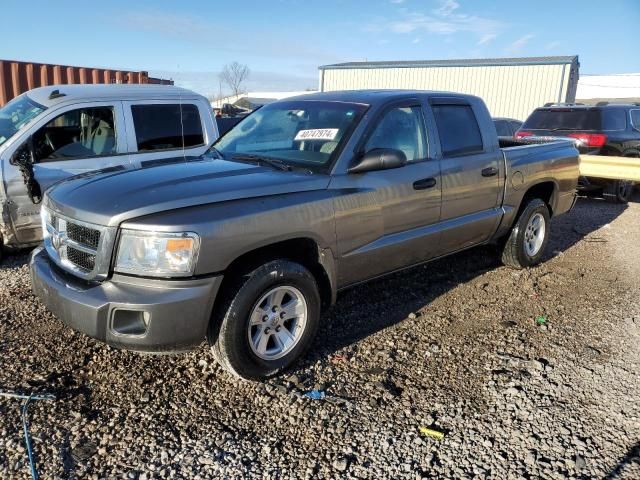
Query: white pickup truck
[{"left": 0, "top": 85, "right": 218, "bottom": 258}]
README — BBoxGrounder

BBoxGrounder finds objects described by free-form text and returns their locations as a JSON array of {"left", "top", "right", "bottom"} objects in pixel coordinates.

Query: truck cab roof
[
  {"left": 285, "top": 89, "right": 481, "bottom": 106},
  {"left": 25, "top": 84, "right": 204, "bottom": 108}
]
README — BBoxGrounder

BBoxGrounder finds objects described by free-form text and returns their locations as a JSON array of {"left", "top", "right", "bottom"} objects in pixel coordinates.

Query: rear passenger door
[
  {"left": 429, "top": 98, "right": 502, "bottom": 254},
  {"left": 122, "top": 101, "right": 210, "bottom": 167}
]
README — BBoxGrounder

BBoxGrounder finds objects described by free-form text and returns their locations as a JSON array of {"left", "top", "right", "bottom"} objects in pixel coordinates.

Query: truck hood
[{"left": 45, "top": 156, "right": 331, "bottom": 227}]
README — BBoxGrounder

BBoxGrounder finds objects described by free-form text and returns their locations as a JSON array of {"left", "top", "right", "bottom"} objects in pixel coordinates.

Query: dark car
[
  {"left": 516, "top": 102, "right": 640, "bottom": 203},
  {"left": 493, "top": 117, "right": 523, "bottom": 137}
]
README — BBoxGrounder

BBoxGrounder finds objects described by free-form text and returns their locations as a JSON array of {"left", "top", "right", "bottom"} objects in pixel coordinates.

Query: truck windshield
[
  {"left": 0, "top": 94, "right": 47, "bottom": 147},
  {"left": 522, "top": 109, "right": 600, "bottom": 131},
  {"left": 213, "top": 100, "right": 367, "bottom": 171}
]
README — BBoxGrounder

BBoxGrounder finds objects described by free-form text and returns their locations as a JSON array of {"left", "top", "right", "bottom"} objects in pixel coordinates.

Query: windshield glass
[
  {"left": 213, "top": 100, "right": 368, "bottom": 171},
  {"left": 0, "top": 94, "right": 47, "bottom": 147},
  {"left": 523, "top": 109, "right": 601, "bottom": 131}
]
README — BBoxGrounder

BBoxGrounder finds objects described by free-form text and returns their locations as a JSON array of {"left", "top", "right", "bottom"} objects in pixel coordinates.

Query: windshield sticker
[{"left": 294, "top": 128, "right": 339, "bottom": 141}]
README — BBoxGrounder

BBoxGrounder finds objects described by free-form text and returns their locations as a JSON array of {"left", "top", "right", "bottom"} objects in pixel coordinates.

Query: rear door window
[
  {"left": 522, "top": 109, "right": 600, "bottom": 131},
  {"left": 131, "top": 104, "right": 204, "bottom": 151},
  {"left": 432, "top": 104, "right": 483, "bottom": 156},
  {"left": 601, "top": 109, "right": 627, "bottom": 130}
]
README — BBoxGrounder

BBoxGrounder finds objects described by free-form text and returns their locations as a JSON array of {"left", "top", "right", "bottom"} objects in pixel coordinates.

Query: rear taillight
[
  {"left": 567, "top": 133, "right": 607, "bottom": 148},
  {"left": 514, "top": 130, "right": 533, "bottom": 139}
]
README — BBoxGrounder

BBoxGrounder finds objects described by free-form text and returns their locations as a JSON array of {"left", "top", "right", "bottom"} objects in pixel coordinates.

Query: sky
[{"left": 2, "top": 0, "right": 638, "bottom": 97}]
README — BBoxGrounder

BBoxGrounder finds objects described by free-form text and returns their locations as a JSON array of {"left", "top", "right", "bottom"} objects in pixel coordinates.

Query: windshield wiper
[{"left": 231, "top": 154, "right": 292, "bottom": 172}]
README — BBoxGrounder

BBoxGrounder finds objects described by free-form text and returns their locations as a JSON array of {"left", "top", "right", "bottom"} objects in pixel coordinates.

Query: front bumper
[{"left": 30, "top": 247, "right": 223, "bottom": 352}]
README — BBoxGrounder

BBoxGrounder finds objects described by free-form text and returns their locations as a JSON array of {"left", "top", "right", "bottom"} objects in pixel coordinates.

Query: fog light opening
[{"left": 112, "top": 309, "right": 149, "bottom": 336}]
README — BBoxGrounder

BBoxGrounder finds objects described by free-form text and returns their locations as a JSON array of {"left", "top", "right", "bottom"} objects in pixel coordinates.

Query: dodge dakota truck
[{"left": 30, "top": 90, "right": 579, "bottom": 380}]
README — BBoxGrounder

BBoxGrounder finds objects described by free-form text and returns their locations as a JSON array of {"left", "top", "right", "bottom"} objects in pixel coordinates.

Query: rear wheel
[
  {"left": 501, "top": 198, "right": 550, "bottom": 269},
  {"left": 603, "top": 180, "right": 633, "bottom": 204},
  {"left": 209, "top": 259, "right": 321, "bottom": 380}
]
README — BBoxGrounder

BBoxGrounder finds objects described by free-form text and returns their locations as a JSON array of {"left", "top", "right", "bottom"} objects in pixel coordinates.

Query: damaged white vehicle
[{"left": 0, "top": 84, "right": 218, "bottom": 260}]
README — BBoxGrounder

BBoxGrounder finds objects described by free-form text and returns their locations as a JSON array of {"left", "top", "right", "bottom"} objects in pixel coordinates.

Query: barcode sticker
[{"left": 294, "top": 128, "right": 339, "bottom": 141}]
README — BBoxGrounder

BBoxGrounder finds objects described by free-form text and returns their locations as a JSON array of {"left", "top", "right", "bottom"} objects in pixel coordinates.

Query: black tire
[
  {"left": 0, "top": 235, "right": 4, "bottom": 264},
  {"left": 501, "top": 198, "right": 551, "bottom": 269},
  {"left": 209, "top": 259, "right": 321, "bottom": 380},
  {"left": 603, "top": 180, "right": 633, "bottom": 204}
]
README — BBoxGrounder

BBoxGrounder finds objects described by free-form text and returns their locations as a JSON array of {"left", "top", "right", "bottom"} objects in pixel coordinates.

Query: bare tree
[{"left": 219, "top": 62, "right": 250, "bottom": 97}]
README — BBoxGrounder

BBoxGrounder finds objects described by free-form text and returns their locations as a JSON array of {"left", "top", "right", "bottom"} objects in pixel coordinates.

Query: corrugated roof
[{"left": 320, "top": 56, "right": 579, "bottom": 70}]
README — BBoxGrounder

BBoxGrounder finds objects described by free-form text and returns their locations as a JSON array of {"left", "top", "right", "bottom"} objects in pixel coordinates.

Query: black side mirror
[
  {"left": 349, "top": 148, "right": 407, "bottom": 174},
  {"left": 10, "top": 139, "right": 34, "bottom": 167}
]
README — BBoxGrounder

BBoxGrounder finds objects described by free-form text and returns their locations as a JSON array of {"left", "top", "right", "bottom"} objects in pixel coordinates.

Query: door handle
[
  {"left": 481, "top": 166, "right": 499, "bottom": 177},
  {"left": 413, "top": 177, "right": 437, "bottom": 190}
]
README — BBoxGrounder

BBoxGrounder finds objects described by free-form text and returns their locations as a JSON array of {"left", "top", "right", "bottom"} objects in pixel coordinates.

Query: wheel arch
[
  {"left": 214, "top": 237, "right": 336, "bottom": 316},
  {"left": 520, "top": 180, "right": 557, "bottom": 217}
]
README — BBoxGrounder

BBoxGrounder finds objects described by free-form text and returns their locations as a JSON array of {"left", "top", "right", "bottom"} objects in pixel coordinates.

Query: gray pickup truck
[{"left": 30, "top": 90, "right": 579, "bottom": 380}]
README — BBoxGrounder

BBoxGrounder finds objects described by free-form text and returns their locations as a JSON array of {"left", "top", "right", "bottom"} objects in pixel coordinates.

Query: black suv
[{"left": 517, "top": 103, "right": 640, "bottom": 203}]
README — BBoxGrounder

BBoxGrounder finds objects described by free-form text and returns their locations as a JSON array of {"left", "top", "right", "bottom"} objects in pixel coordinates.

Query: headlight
[{"left": 115, "top": 230, "right": 200, "bottom": 277}]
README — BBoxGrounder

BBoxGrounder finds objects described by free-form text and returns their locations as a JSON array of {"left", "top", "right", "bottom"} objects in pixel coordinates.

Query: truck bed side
[{"left": 493, "top": 139, "right": 580, "bottom": 240}]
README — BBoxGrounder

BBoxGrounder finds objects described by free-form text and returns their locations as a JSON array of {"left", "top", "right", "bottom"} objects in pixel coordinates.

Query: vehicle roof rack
[
  {"left": 543, "top": 102, "right": 585, "bottom": 107},
  {"left": 48, "top": 89, "right": 66, "bottom": 100},
  {"left": 596, "top": 101, "right": 640, "bottom": 107}
]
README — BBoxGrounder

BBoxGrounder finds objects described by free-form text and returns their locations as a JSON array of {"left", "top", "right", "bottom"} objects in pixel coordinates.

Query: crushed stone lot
[{"left": 1, "top": 196, "right": 639, "bottom": 479}]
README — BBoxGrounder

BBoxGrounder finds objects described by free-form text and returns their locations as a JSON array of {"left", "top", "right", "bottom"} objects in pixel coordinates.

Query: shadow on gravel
[
  {"left": 545, "top": 196, "right": 627, "bottom": 259},
  {"left": 604, "top": 441, "right": 640, "bottom": 479},
  {"left": 307, "top": 196, "right": 627, "bottom": 364},
  {"left": 0, "top": 247, "right": 33, "bottom": 270},
  {"left": 307, "top": 245, "right": 500, "bottom": 365}
]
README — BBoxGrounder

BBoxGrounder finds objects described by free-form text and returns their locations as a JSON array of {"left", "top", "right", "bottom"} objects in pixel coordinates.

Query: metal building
[
  {"left": 319, "top": 56, "right": 579, "bottom": 120},
  {"left": 0, "top": 59, "right": 173, "bottom": 106}
]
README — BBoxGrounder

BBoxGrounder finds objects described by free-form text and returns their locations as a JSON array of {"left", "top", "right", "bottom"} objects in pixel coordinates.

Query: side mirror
[
  {"left": 349, "top": 148, "right": 407, "bottom": 174},
  {"left": 10, "top": 139, "right": 35, "bottom": 167}
]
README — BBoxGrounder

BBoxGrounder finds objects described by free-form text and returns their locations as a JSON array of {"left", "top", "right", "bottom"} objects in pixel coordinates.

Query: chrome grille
[
  {"left": 66, "top": 246, "right": 96, "bottom": 271},
  {"left": 67, "top": 223, "right": 101, "bottom": 249},
  {"left": 42, "top": 207, "right": 112, "bottom": 281}
]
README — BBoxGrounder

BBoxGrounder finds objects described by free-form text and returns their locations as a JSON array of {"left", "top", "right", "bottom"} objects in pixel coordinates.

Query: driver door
[
  {"left": 5, "top": 102, "right": 129, "bottom": 243},
  {"left": 30, "top": 102, "right": 129, "bottom": 191},
  {"left": 332, "top": 100, "right": 442, "bottom": 286}
]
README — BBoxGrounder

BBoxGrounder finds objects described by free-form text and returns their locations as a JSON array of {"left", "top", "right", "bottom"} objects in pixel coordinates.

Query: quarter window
[
  {"left": 629, "top": 110, "right": 640, "bottom": 130},
  {"left": 131, "top": 104, "right": 204, "bottom": 151},
  {"left": 601, "top": 109, "right": 627, "bottom": 131},
  {"left": 364, "top": 106, "right": 427, "bottom": 162},
  {"left": 432, "top": 104, "right": 483, "bottom": 156},
  {"left": 32, "top": 106, "right": 116, "bottom": 162}
]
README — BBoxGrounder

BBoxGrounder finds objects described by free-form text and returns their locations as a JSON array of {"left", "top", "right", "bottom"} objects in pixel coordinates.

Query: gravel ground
[{"left": 1, "top": 196, "right": 639, "bottom": 479}]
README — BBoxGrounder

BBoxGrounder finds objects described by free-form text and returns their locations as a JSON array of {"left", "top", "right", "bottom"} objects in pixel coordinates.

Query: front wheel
[
  {"left": 209, "top": 259, "right": 321, "bottom": 380},
  {"left": 501, "top": 198, "right": 550, "bottom": 269}
]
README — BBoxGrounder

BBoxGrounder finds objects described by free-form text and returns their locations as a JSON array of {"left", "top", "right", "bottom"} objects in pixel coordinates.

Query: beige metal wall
[{"left": 320, "top": 64, "right": 572, "bottom": 120}]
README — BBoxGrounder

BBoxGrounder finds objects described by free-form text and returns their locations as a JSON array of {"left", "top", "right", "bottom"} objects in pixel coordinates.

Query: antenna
[{"left": 177, "top": 63, "right": 186, "bottom": 162}]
